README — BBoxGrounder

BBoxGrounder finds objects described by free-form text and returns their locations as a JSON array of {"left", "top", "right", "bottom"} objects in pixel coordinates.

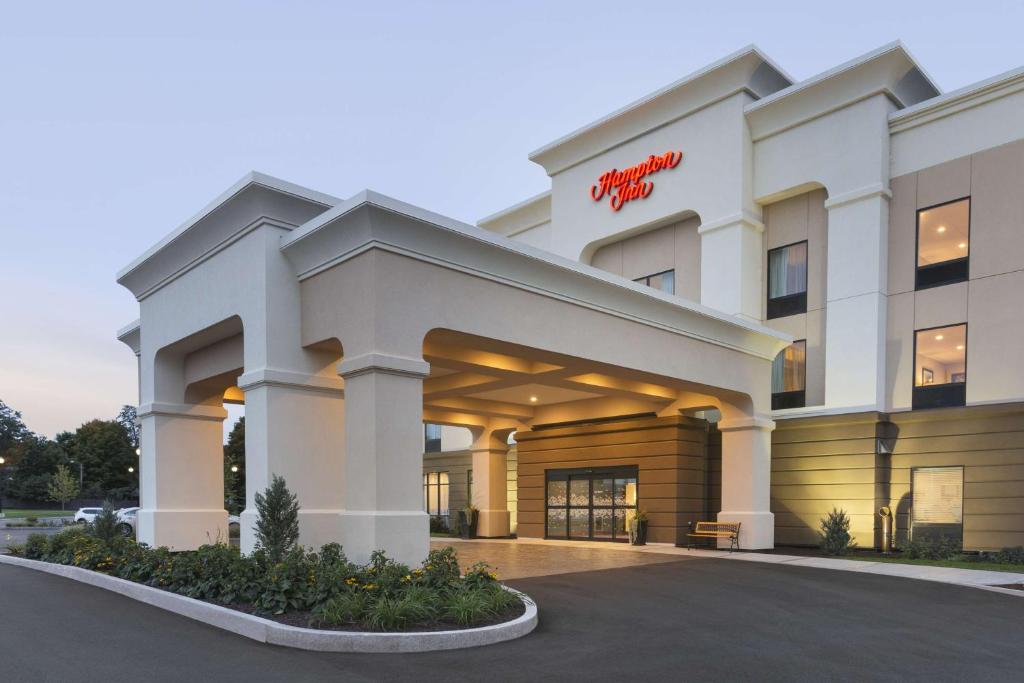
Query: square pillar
[
  {"left": 698, "top": 213, "right": 765, "bottom": 323},
  {"left": 237, "top": 369, "right": 345, "bottom": 554},
  {"left": 717, "top": 415, "right": 775, "bottom": 550},
  {"left": 470, "top": 427, "right": 512, "bottom": 538},
  {"left": 337, "top": 352, "right": 430, "bottom": 565},
  {"left": 137, "top": 403, "right": 229, "bottom": 550}
]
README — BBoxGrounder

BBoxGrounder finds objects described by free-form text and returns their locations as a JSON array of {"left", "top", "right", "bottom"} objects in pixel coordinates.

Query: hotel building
[{"left": 118, "top": 43, "right": 1024, "bottom": 562}]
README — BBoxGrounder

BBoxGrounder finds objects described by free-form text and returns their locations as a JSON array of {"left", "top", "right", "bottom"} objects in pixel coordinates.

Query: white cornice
[{"left": 889, "top": 66, "right": 1024, "bottom": 133}]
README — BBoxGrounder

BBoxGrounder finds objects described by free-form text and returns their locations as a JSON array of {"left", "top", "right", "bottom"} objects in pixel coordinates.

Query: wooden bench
[{"left": 687, "top": 521, "right": 741, "bottom": 552}]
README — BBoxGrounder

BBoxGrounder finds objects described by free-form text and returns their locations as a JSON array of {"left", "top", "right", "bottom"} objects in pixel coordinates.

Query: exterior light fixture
[
  {"left": 231, "top": 465, "right": 239, "bottom": 473},
  {"left": 935, "top": 334, "right": 944, "bottom": 340},
  {"left": 0, "top": 456, "right": 5, "bottom": 465},
  {"left": 529, "top": 396, "right": 539, "bottom": 403},
  {"left": 135, "top": 448, "right": 141, "bottom": 456},
  {"left": 937, "top": 226, "right": 946, "bottom": 233},
  {"left": 958, "top": 242, "right": 967, "bottom": 249},
  {"left": 128, "top": 466, "right": 135, "bottom": 473},
  {"left": 956, "top": 344, "right": 964, "bottom": 350}
]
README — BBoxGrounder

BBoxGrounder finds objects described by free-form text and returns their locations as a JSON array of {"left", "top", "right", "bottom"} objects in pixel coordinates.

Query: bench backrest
[{"left": 693, "top": 521, "right": 740, "bottom": 534}]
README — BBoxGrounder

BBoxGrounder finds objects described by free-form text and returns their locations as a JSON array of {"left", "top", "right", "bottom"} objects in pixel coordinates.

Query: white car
[
  {"left": 74, "top": 507, "right": 104, "bottom": 524},
  {"left": 116, "top": 507, "right": 140, "bottom": 536}
]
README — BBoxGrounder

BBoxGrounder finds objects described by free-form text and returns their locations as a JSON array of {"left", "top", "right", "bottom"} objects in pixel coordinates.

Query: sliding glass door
[{"left": 545, "top": 466, "right": 638, "bottom": 542}]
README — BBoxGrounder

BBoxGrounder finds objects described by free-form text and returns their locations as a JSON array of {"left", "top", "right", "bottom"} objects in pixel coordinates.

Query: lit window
[
  {"left": 767, "top": 242, "right": 808, "bottom": 319},
  {"left": 424, "top": 423, "right": 442, "bottom": 452},
  {"left": 911, "top": 467, "right": 963, "bottom": 543},
  {"left": 634, "top": 269, "right": 675, "bottom": 295},
  {"left": 423, "top": 471, "right": 450, "bottom": 518},
  {"left": 916, "top": 198, "right": 969, "bottom": 290},
  {"left": 913, "top": 324, "right": 967, "bottom": 409},
  {"left": 771, "top": 340, "right": 806, "bottom": 409}
]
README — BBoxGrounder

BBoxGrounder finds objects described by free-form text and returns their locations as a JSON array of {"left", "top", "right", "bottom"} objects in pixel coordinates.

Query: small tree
[
  {"left": 254, "top": 474, "right": 300, "bottom": 563},
  {"left": 47, "top": 463, "right": 80, "bottom": 511},
  {"left": 819, "top": 507, "right": 856, "bottom": 556},
  {"left": 92, "top": 500, "right": 121, "bottom": 545}
]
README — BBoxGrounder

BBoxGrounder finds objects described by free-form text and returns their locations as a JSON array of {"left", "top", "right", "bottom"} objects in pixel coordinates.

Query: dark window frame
[
  {"left": 766, "top": 240, "right": 808, "bottom": 320},
  {"left": 911, "top": 323, "right": 967, "bottom": 410},
  {"left": 544, "top": 465, "right": 638, "bottom": 543},
  {"left": 424, "top": 423, "right": 442, "bottom": 453},
  {"left": 771, "top": 339, "right": 807, "bottom": 410},
  {"left": 633, "top": 269, "right": 676, "bottom": 295},
  {"left": 915, "top": 197, "right": 971, "bottom": 291},
  {"left": 423, "top": 470, "right": 450, "bottom": 519}
]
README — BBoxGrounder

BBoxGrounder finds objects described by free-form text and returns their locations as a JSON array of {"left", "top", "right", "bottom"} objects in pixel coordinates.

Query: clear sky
[{"left": 2, "top": 0, "right": 1022, "bottom": 437}]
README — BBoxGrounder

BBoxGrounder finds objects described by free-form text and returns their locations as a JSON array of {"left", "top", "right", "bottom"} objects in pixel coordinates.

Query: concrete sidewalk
[{"left": 446, "top": 537, "right": 1024, "bottom": 592}]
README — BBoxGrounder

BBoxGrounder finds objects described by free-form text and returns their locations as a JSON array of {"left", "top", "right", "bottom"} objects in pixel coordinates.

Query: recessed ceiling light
[
  {"left": 529, "top": 395, "right": 538, "bottom": 403},
  {"left": 937, "top": 226, "right": 947, "bottom": 233},
  {"left": 934, "top": 334, "right": 944, "bottom": 341},
  {"left": 958, "top": 242, "right": 967, "bottom": 249},
  {"left": 956, "top": 344, "right": 964, "bottom": 350}
]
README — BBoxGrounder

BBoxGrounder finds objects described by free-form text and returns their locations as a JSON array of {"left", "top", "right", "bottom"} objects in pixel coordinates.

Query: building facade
[
  {"left": 476, "top": 43, "right": 1024, "bottom": 550},
  {"left": 117, "top": 42, "right": 1024, "bottom": 562}
]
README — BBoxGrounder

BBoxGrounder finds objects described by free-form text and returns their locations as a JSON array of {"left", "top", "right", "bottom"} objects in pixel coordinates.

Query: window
[
  {"left": 767, "top": 241, "right": 808, "bottom": 319},
  {"left": 423, "top": 472, "right": 450, "bottom": 519},
  {"left": 545, "top": 466, "right": 637, "bottom": 542},
  {"left": 424, "top": 423, "right": 442, "bottom": 452},
  {"left": 771, "top": 340, "right": 806, "bottom": 410},
  {"left": 916, "top": 198, "right": 970, "bottom": 290},
  {"left": 911, "top": 466, "right": 963, "bottom": 543},
  {"left": 913, "top": 324, "right": 966, "bottom": 409},
  {"left": 634, "top": 269, "right": 675, "bottom": 295}
]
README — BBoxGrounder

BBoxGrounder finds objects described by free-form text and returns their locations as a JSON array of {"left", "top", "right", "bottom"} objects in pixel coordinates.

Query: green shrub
[
  {"left": 24, "top": 533, "right": 50, "bottom": 560},
  {"left": 254, "top": 475, "right": 300, "bottom": 564},
  {"left": 993, "top": 546, "right": 1024, "bottom": 565},
  {"left": 91, "top": 501, "right": 122, "bottom": 546},
  {"left": 903, "top": 535, "right": 962, "bottom": 560},
  {"left": 311, "top": 591, "right": 369, "bottom": 627},
  {"left": 429, "top": 516, "right": 450, "bottom": 534},
  {"left": 481, "top": 584, "right": 520, "bottom": 615},
  {"left": 819, "top": 507, "right": 856, "bottom": 556},
  {"left": 421, "top": 546, "right": 461, "bottom": 587},
  {"left": 363, "top": 594, "right": 439, "bottom": 631},
  {"left": 443, "top": 587, "right": 491, "bottom": 625}
]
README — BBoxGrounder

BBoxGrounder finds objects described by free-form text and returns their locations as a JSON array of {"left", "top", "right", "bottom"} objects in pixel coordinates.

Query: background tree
[
  {"left": 7, "top": 436, "right": 65, "bottom": 502},
  {"left": 0, "top": 399, "right": 31, "bottom": 462},
  {"left": 116, "top": 405, "right": 139, "bottom": 449},
  {"left": 58, "top": 419, "right": 135, "bottom": 499},
  {"left": 223, "top": 417, "right": 245, "bottom": 514},
  {"left": 47, "top": 463, "right": 80, "bottom": 510}
]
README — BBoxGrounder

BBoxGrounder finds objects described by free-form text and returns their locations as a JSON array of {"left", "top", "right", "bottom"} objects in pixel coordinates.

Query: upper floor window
[
  {"left": 771, "top": 340, "right": 806, "bottom": 410},
  {"left": 767, "top": 241, "right": 807, "bottom": 319},
  {"left": 913, "top": 324, "right": 967, "bottom": 409},
  {"left": 634, "top": 269, "right": 675, "bottom": 295},
  {"left": 424, "top": 423, "right": 442, "bottom": 452},
  {"left": 916, "top": 198, "right": 970, "bottom": 290}
]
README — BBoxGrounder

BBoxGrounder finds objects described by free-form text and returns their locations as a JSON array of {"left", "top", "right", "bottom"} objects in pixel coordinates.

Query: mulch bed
[{"left": 219, "top": 601, "right": 526, "bottom": 633}]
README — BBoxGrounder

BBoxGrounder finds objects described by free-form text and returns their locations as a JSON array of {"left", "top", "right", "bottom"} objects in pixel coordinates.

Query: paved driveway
[{"left": 2, "top": 546, "right": 1023, "bottom": 682}]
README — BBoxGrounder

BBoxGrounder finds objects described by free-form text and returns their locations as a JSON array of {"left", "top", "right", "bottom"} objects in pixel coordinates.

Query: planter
[
  {"left": 458, "top": 510, "right": 478, "bottom": 539},
  {"left": 630, "top": 519, "right": 648, "bottom": 546}
]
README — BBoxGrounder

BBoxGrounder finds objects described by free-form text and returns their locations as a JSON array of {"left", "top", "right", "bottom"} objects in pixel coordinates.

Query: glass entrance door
[{"left": 545, "top": 466, "right": 638, "bottom": 542}]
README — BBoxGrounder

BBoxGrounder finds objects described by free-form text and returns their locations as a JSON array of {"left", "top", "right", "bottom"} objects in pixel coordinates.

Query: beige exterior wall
[
  {"left": 590, "top": 216, "right": 702, "bottom": 302},
  {"left": 761, "top": 189, "right": 829, "bottom": 407},
  {"left": 515, "top": 415, "right": 710, "bottom": 545},
  {"left": 887, "top": 139, "right": 1024, "bottom": 411}
]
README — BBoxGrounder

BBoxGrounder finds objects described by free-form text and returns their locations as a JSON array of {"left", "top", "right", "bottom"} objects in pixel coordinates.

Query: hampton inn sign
[{"left": 589, "top": 150, "right": 682, "bottom": 211}]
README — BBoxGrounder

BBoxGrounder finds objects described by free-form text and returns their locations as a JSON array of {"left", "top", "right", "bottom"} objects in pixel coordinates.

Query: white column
[
  {"left": 137, "top": 403, "right": 229, "bottom": 550},
  {"left": 823, "top": 187, "right": 890, "bottom": 409},
  {"left": 337, "top": 352, "right": 430, "bottom": 566},
  {"left": 470, "top": 426, "right": 512, "bottom": 538},
  {"left": 698, "top": 212, "right": 764, "bottom": 322},
  {"left": 717, "top": 415, "right": 774, "bottom": 550},
  {"left": 237, "top": 369, "right": 345, "bottom": 554}
]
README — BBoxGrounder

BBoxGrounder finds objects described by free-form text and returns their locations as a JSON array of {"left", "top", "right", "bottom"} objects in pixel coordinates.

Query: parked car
[
  {"left": 116, "top": 507, "right": 140, "bottom": 537},
  {"left": 74, "top": 507, "right": 104, "bottom": 524}
]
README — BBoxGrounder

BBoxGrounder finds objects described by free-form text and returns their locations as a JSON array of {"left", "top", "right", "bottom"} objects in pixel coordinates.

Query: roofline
[
  {"left": 527, "top": 45, "right": 794, "bottom": 162},
  {"left": 115, "top": 171, "right": 340, "bottom": 283},
  {"left": 116, "top": 319, "right": 141, "bottom": 341},
  {"left": 745, "top": 41, "right": 942, "bottom": 114},
  {"left": 890, "top": 64, "right": 1024, "bottom": 125},
  {"left": 281, "top": 187, "right": 792, "bottom": 352},
  {"left": 477, "top": 189, "right": 551, "bottom": 227}
]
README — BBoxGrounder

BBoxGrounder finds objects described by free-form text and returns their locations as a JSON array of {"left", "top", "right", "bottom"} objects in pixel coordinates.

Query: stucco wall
[{"left": 590, "top": 216, "right": 701, "bottom": 302}]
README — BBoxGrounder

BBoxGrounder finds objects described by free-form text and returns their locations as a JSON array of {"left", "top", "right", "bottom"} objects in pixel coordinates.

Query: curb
[{"left": 0, "top": 554, "right": 538, "bottom": 652}]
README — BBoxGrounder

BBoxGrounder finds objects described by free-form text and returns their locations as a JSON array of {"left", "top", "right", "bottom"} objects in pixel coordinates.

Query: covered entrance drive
[{"left": 116, "top": 175, "right": 790, "bottom": 565}]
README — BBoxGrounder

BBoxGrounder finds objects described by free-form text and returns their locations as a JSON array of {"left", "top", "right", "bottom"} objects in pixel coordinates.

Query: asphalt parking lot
[{"left": 2, "top": 547, "right": 1023, "bottom": 682}]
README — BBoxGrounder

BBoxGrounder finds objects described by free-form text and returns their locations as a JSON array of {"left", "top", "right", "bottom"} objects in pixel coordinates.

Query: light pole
[
  {"left": 69, "top": 460, "right": 84, "bottom": 490},
  {"left": 0, "top": 456, "right": 6, "bottom": 518}
]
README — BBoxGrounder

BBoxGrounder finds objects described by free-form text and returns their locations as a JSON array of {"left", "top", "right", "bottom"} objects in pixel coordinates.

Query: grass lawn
[
  {"left": 1, "top": 509, "right": 74, "bottom": 519},
  {"left": 846, "top": 554, "right": 1024, "bottom": 574}
]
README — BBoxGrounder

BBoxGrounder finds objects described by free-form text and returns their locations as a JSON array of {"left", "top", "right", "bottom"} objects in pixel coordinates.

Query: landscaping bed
[{"left": 8, "top": 527, "right": 525, "bottom": 633}]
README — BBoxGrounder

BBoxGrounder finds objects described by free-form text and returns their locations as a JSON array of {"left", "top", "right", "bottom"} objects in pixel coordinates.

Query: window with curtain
[
  {"left": 423, "top": 471, "right": 450, "bottom": 518},
  {"left": 771, "top": 340, "right": 806, "bottom": 409},
  {"left": 767, "top": 242, "right": 808, "bottom": 319},
  {"left": 916, "top": 198, "right": 969, "bottom": 290},
  {"left": 633, "top": 269, "right": 675, "bottom": 295}
]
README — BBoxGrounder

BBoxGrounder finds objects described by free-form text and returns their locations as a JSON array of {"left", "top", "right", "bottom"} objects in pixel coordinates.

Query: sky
[{"left": 2, "top": 0, "right": 1023, "bottom": 438}]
